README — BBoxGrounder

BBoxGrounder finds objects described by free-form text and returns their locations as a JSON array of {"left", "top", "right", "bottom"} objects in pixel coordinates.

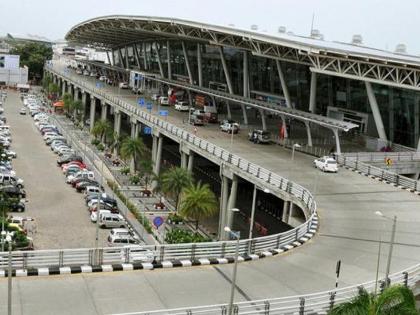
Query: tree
[
  {"left": 72, "top": 100, "right": 83, "bottom": 122},
  {"left": 120, "top": 137, "right": 146, "bottom": 174},
  {"left": 91, "top": 119, "right": 112, "bottom": 143},
  {"left": 328, "top": 285, "right": 417, "bottom": 315},
  {"left": 108, "top": 131, "right": 127, "bottom": 155},
  {"left": 138, "top": 159, "right": 154, "bottom": 191},
  {"left": 161, "top": 167, "right": 193, "bottom": 212},
  {"left": 9, "top": 42, "right": 53, "bottom": 81},
  {"left": 62, "top": 93, "right": 73, "bottom": 114},
  {"left": 179, "top": 182, "right": 218, "bottom": 230}
]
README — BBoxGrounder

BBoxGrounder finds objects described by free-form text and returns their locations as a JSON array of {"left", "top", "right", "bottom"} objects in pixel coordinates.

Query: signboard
[
  {"left": 95, "top": 82, "right": 103, "bottom": 88},
  {"left": 146, "top": 102, "right": 153, "bottom": 111},
  {"left": 159, "top": 110, "right": 168, "bottom": 117},
  {"left": 138, "top": 98, "right": 145, "bottom": 106},
  {"left": 385, "top": 157, "right": 393, "bottom": 166},
  {"left": 153, "top": 216, "right": 164, "bottom": 228},
  {"left": 0, "top": 55, "right": 20, "bottom": 69},
  {"left": 143, "top": 126, "right": 152, "bottom": 135},
  {"left": 195, "top": 95, "right": 206, "bottom": 107}
]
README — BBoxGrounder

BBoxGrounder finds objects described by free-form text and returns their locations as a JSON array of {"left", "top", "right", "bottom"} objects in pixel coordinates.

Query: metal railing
[
  {"left": 342, "top": 151, "right": 420, "bottom": 163},
  {"left": 110, "top": 264, "right": 418, "bottom": 314},
  {"left": 337, "top": 155, "right": 420, "bottom": 192}
]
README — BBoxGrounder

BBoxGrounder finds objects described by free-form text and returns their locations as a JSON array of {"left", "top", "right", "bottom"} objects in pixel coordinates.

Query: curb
[{"left": 1, "top": 215, "right": 318, "bottom": 278}]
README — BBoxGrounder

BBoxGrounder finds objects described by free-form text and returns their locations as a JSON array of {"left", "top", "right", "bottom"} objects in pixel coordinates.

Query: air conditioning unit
[{"left": 351, "top": 34, "right": 363, "bottom": 45}]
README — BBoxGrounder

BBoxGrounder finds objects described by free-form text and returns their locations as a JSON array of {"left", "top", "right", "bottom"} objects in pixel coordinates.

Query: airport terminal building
[{"left": 65, "top": 16, "right": 420, "bottom": 149}]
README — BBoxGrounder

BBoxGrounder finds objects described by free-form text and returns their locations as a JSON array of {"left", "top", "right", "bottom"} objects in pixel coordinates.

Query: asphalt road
[{"left": 3, "top": 90, "right": 108, "bottom": 249}]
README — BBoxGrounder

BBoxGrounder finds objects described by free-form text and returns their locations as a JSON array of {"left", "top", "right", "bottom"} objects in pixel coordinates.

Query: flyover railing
[
  {"left": 342, "top": 151, "right": 420, "bottom": 163},
  {"left": 110, "top": 264, "right": 418, "bottom": 315},
  {"left": 337, "top": 155, "right": 420, "bottom": 192}
]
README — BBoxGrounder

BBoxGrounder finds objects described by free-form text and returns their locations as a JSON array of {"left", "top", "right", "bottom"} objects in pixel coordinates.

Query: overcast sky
[{"left": 1, "top": 0, "right": 419, "bottom": 54}]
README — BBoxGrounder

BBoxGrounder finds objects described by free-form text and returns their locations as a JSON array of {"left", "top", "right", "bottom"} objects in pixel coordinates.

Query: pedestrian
[{"left": 194, "top": 127, "right": 197, "bottom": 135}]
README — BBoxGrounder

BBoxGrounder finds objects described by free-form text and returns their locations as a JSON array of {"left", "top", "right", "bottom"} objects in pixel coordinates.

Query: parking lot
[{"left": 4, "top": 90, "right": 109, "bottom": 249}]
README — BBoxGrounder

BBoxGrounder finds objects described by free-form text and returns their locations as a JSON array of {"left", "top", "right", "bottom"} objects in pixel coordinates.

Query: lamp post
[
  {"left": 95, "top": 159, "right": 105, "bottom": 250},
  {"left": 248, "top": 186, "right": 270, "bottom": 248},
  {"left": 6, "top": 233, "right": 12, "bottom": 315},
  {"left": 224, "top": 226, "right": 240, "bottom": 315},
  {"left": 375, "top": 211, "right": 397, "bottom": 287},
  {"left": 291, "top": 143, "right": 301, "bottom": 161},
  {"left": 1, "top": 230, "right": 5, "bottom": 253}
]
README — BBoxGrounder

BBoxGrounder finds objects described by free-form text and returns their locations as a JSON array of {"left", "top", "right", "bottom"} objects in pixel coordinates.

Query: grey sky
[{"left": 1, "top": 0, "right": 419, "bottom": 54}]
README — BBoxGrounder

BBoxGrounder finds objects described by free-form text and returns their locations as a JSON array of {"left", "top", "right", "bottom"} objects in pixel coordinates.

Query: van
[
  {"left": 85, "top": 186, "right": 101, "bottom": 196},
  {"left": 99, "top": 213, "right": 126, "bottom": 228}
]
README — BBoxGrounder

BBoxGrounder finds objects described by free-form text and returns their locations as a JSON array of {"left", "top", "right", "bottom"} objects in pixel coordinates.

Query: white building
[{"left": 0, "top": 54, "right": 28, "bottom": 86}]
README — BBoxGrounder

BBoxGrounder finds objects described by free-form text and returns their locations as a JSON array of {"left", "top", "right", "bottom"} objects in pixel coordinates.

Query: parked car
[
  {"left": 99, "top": 75, "right": 107, "bottom": 82},
  {"left": 85, "top": 186, "right": 101, "bottom": 196},
  {"left": 4, "top": 150, "right": 16, "bottom": 159},
  {"left": 19, "top": 108, "right": 26, "bottom": 115},
  {"left": 109, "top": 228, "right": 140, "bottom": 241},
  {"left": 174, "top": 101, "right": 189, "bottom": 112},
  {"left": 75, "top": 179, "right": 100, "bottom": 192},
  {"left": 98, "top": 212, "right": 126, "bottom": 228},
  {"left": 159, "top": 97, "right": 169, "bottom": 106},
  {"left": 0, "top": 173, "right": 24, "bottom": 188},
  {"left": 107, "top": 235, "right": 141, "bottom": 247},
  {"left": 0, "top": 185, "right": 26, "bottom": 198},
  {"left": 248, "top": 129, "right": 271, "bottom": 144},
  {"left": 119, "top": 82, "right": 129, "bottom": 89},
  {"left": 220, "top": 120, "right": 240, "bottom": 134},
  {"left": 67, "top": 171, "right": 94, "bottom": 184},
  {"left": 189, "top": 114, "right": 204, "bottom": 126},
  {"left": 9, "top": 201, "right": 26, "bottom": 213},
  {"left": 90, "top": 210, "right": 111, "bottom": 223},
  {"left": 57, "top": 155, "right": 83, "bottom": 166},
  {"left": 313, "top": 156, "right": 338, "bottom": 173}
]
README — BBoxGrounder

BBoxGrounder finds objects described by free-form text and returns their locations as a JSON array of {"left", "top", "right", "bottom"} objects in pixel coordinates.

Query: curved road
[{"left": 1, "top": 64, "right": 420, "bottom": 314}]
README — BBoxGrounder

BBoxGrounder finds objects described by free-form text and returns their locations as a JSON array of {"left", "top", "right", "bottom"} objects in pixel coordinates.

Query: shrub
[
  {"left": 129, "top": 175, "right": 141, "bottom": 185},
  {"left": 96, "top": 143, "right": 105, "bottom": 151},
  {"left": 165, "top": 228, "right": 211, "bottom": 244},
  {"left": 167, "top": 213, "right": 184, "bottom": 224},
  {"left": 120, "top": 167, "right": 130, "bottom": 175},
  {"left": 91, "top": 139, "right": 100, "bottom": 146}
]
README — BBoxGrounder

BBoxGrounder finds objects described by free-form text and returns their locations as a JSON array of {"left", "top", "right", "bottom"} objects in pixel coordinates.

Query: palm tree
[
  {"left": 108, "top": 131, "right": 127, "bottom": 156},
  {"left": 91, "top": 119, "right": 112, "bottom": 143},
  {"left": 138, "top": 159, "right": 154, "bottom": 191},
  {"left": 120, "top": 137, "right": 146, "bottom": 173},
  {"left": 62, "top": 93, "right": 73, "bottom": 115},
  {"left": 328, "top": 285, "right": 417, "bottom": 315},
  {"left": 179, "top": 181, "right": 218, "bottom": 230},
  {"left": 161, "top": 167, "right": 193, "bottom": 212},
  {"left": 72, "top": 100, "right": 83, "bottom": 122}
]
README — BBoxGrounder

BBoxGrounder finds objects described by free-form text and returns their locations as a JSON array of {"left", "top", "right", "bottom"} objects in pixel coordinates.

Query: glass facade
[{"left": 121, "top": 40, "right": 420, "bottom": 148}]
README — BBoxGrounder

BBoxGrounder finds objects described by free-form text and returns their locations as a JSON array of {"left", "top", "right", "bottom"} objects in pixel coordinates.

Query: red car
[{"left": 61, "top": 161, "right": 87, "bottom": 170}]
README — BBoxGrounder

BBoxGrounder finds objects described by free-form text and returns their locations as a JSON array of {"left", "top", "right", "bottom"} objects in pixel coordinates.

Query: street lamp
[
  {"left": 291, "top": 143, "right": 301, "bottom": 161},
  {"left": 248, "top": 186, "right": 270, "bottom": 244},
  {"left": 1, "top": 230, "right": 5, "bottom": 252},
  {"left": 375, "top": 211, "right": 397, "bottom": 287},
  {"left": 224, "top": 226, "right": 240, "bottom": 315},
  {"left": 6, "top": 233, "right": 12, "bottom": 315}
]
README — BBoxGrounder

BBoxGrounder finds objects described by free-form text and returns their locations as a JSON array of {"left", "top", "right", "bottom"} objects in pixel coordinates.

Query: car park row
[{"left": 24, "top": 93, "right": 153, "bottom": 254}]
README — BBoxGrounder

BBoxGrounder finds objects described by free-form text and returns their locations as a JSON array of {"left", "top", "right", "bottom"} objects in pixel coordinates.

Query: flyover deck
[{"left": 15, "top": 62, "right": 420, "bottom": 314}]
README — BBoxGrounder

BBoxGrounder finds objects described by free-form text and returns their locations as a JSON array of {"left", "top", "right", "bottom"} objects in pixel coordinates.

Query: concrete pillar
[
  {"left": 181, "top": 152, "right": 188, "bottom": 169},
  {"left": 152, "top": 134, "right": 158, "bottom": 162},
  {"left": 226, "top": 101, "right": 232, "bottom": 119},
  {"left": 134, "top": 122, "right": 140, "bottom": 139},
  {"left": 101, "top": 101, "right": 107, "bottom": 120},
  {"left": 182, "top": 42, "right": 193, "bottom": 84},
  {"left": 415, "top": 94, "right": 419, "bottom": 150},
  {"left": 154, "top": 135, "right": 163, "bottom": 175},
  {"left": 154, "top": 42, "right": 165, "bottom": 77},
  {"left": 305, "top": 121, "right": 313, "bottom": 147},
  {"left": 282, "top": 200, "right": 290, "bottom": 223},
  {"left": 143, "top": 43, "right": 148, "bottom": 71},
  {"left": 281, "top": 115, "right": 288, "bottom": 139},
  {"left": 167, "top": 41, "right": 172, "bottom": 80},
  {"left": 133, "top": 43, "right": 141, "bottom": 68},
  {"left": 197, "top": 44, "right": 203, "bottom": 87},
  {"left": 276, "top": 60, "right": 292, "bottom": 108},
  {"left": 61, "top": 81, "right": 66, "bottom": 96},
  {"left": 332, "top": 128, "right": 341, "bottom": 155},
  {"left": 125, "top": 46, "right": 129, "bottom": 69},
  {"left": 365, "top": 81, "right": 387, "bottom": 141},
  {"left": 187, "top": 152, "right": 194, "bottom": 172},
  {"left": 114, "top": 110, "right": 121, "bottom": 136},
  {"left": 287, "top": 202, "right": 294, "bottom": 224},
  {"left": 218, "top": 46, "right": 234, "bottom": 94},
  {"left": 260, "top": 109, "right": 267, "bottom": 131},
  {"left": 309, "top": 72, "right": 317, "bottom": 113},
  {"left": 106, "top": 51, "right": 111, "bottom": 65},
  {"left": 130, "top": 122, "right": 136, "bottom": 139},
  {"left": 89, "top": 96, "right": 96, "bottom": 132},
  {"left": 118, "top": 49, "right": 125, "bottom": 68},
  {"left": 225, "top": 175, "right": 238, "bottom": 232},
  {"left": 218, "top": 175, "right": 230, "bottom": 239}
]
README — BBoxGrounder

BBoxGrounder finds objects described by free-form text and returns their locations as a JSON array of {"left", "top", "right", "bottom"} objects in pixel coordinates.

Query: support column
[
  {"left": 143, "top": 43, "right": 148, "bottom": 71},
  {"left": 260, "top": 109, "right": 267, "bottom": 131},
  {"left": 219, "top": 46, "right": 234, "bottom": 94},
  {"left": 133, "top": 43, "right": 141, "bottom": 68},
  {"left": 118, "top": 49, "right": 125, "bottom": 68},
  {"left": 287, "top": 202, "right": 294, "bottom": 225},
  {"left": 154, "top": 42, "right": 165, "bottom": 77},
  {"left": 130, "top": 118, "right": 137, "bottom": 139},
  {"left": 89, "top": 96, "right": 96, "bottom": 132},
  {"left": 197, "top": 44, "right": 203, "bottom": 87},
  {"left": 309, "top": 72, "right": 317, "bottom": 113},
  {"left": 281, "top": 115, "right": 288, "bottom": 139},
  {"left": 218, "top": 174, "right": 229, "bottom": 239},
  {"left": 276, "top": 60, "right": 292, "bottom": 108},
  {"left": 305, "top": 121, "right": 313, "bottom": 147},
  {"left": 414, "top": 94, "right": 419, "bottom": 150},
  {"left": 124, "top": 46, "right": 129, "bottom": 69},
  {"left": 332, "top": 128, "right": 341, "bottom": 155},
  {"left": 226, "top": 101, "right": 232, "bottom": 119},
  {"left": 152, "top": 134, "right": 158, "bottom": 163},
  {"left": 114, "top": 109, "right": 121, "bottom": 136},
  {"left": 182, "top": 42, "right": 193, "bottom": 84},
  {"left": 111, "top": 50, "right": 115, "bottom": 66},
  {"left": 366, "top": 81, "right": 387, "bottom": 141},
  {"left": 187, "top": 152, "right": 194, "bottom": 172},
  {"left": 154, "top": 135, "right": 163, "bottom": 176},
  {"left": 134, "top": 122, "right": 140, "bottom": 139},
  {"left": 180, "top": 152, "right": 188, "bottom": 169},
  {"left": 106, "top": 51, "right": 111, "bottom": 65},
  {"left": 166, "top": 41, "right": 172, "bottom": 80},
  {"left": 61, "top": 81, "right": 66, "bottom": 96},
  {"left": 101, "top": 100, "right": 107, "bottom": 120},
  {"left": 282, "top": 200, "right": 290, "bottom": 223},
  {"left": 225, "top": 175, "right": 238, "bottom": 233},
  {"left": 241, "top": 51, "right": 249, "bottom": 125}
]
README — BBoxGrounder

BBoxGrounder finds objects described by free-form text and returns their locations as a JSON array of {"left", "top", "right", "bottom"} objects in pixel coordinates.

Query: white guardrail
[
  {"left": 0, "top": 66, "right": 318, "bottom": 269},
  {"left": 342, "top": 151, "right": 420, "bottom": 163},
  {"left": 337, "top": 155, "right": 420, "bottom": 192}
]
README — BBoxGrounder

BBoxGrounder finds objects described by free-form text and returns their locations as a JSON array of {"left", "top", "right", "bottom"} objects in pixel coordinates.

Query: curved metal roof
[{"left": 66, "top": 15, "right": 420, "bottom": 68}]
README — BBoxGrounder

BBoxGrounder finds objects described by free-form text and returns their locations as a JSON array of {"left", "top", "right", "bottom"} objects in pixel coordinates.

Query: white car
[
  {"left": 313, "top": 156, "right": 338, "bottom": 173},
  {"left": 119, "top": 82, "right": 129, "bottom": 89},
  {"left": 67, "top": 171, "right": 95, "bottom": 184},
  {"left": 109, "top": 228, "right": 140, "bottom": 241},
  {"left": 151, "top": 94, "right": 161, "bottom": 101},
  {"left": 174, "top": 101, "right": 189, "bottom": 112},
  {"left": 90, "top": 209, "right": 111, "bottom": 223},
  {"left": 99, "top": 75, "right": 107, "bottom": 82},
  {"left": 159, "top": 97, "right": 169, "bottom": 106},
  {"left": 5, "top": 150, "right": 16, "bottom": 159}
]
